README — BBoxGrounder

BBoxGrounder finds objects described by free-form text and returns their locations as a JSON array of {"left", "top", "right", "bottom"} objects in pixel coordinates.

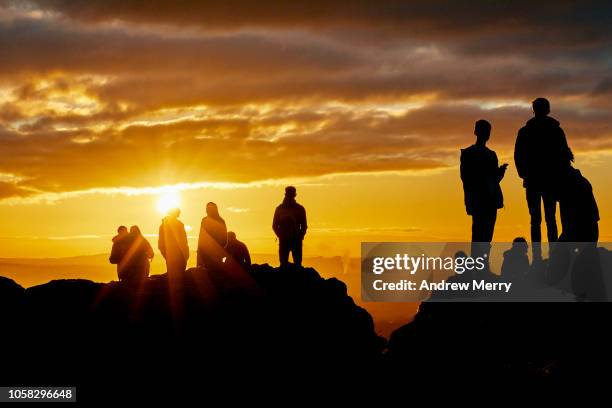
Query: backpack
[{"left": 277, "top": 213, "right": 298, "bottom": 241}]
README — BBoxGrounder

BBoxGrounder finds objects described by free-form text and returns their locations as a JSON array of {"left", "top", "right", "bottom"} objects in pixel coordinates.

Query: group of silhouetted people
[
  {"left": 461, "top": 97, "right": 600, "bottom": 263},
  {"left": 109, "top": 225, "right": 154, "bottom": 285},
  {"left": 110, "top": 186, "right": 307, "bottom": 283}
]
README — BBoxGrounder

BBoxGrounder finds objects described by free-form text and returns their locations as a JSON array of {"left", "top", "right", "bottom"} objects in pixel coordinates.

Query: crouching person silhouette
[
  {"left": 273, "top": 186, "right": 307, "bottom": 267},
  {"left": 119, "top": 226, "right": 153, "bottom": 285},
  {"left": 548, "top": 167, "right": 602, "bottom": 299},
  {"left": 225, "top": 231, "right": 251, "bottom": 269},
  {"left": 558, "top": 167, "right": 599, "bottom": 243},
  {"left": 109, "top": 225, "right": 129, "bottom": 280},
  {"left": 158, "top": 208, "right": 189, "bottom": 278},
  {"left": 460, "top": 120, "right": 508, "bottom": 266}
]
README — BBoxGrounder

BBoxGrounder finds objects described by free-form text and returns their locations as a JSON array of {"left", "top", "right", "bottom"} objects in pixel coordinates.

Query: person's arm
[
  {"left": 558, "top": 127, "right": 574, "bottom": 163},
  {"left": 109, "top": 242, "right": 119, "bottom": 264},
  {"left": 158, "top": 224, "right": 166, "bottom": 258},
  {"left": 181, "top": 224, "right": 190, "bottom": 261},
  {"left": 146, "top": 240, "right": 154, "bottom": 260},
  {"left": 301, "top": 207, "right": 308, "bottom": 238},
  {"left": 244, "top": 244, "right": 252, "bottom": 267},
  {"left": 514, "top": 130, "right": 527, "bottom": 181},
  {"left": 272, "top": 207, "right": 280, "bottom": 237},
  {"left": 459, "top": 149, "right": 474, "bottom": 189},
  {"left": 494, "top": 152, "right": 507, "bottom": 182},
  {"left": 197, "top": 219, "right": 205, "bottom": 250}
]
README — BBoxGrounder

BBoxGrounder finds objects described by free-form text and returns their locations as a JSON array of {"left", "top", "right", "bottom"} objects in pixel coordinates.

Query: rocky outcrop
[{"left": 0, "top": 264, "right": 385, "bottom": 392}]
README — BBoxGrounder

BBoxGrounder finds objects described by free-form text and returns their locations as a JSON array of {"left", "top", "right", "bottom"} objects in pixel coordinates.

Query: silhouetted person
[
  {"left": 514, "top": 98, "right": 574, "bottom": 259},
  {"left": 558, "top": 167, "right": 599, "bottom": 243},
  {"left": 547, "top": 168, "right": 599, "bottom": 292},
  {"left": 197, "top": 202, "right": 227, "bottom": 269},
  {"left": 109, "top": 225, "right": 128, "bottom": 280},
  {"left": 501, "top": 237, "right": 530, "bottom": 281},
  {"left": 460, "top": 120, "right": 507, "bottom": 261},
  {"left": 225, "top": 231, "right": 251, "bottom": 269},
  {"left": 158, "top": 208, "right": 189, "bottom": 277},
  {"left": 273, "top": 186, "right": 307, "bottom": 267},
  {"left": 121, "top": 225, "right": 154, "bottom": 284}
]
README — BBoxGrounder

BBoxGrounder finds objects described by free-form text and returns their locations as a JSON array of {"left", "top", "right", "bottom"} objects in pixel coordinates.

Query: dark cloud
[
  {"left": 0, "top": 1, "right": 610, "bottom": 199},
  {"left": 0, "top": 18, "right": 363, "bottom": 77}
]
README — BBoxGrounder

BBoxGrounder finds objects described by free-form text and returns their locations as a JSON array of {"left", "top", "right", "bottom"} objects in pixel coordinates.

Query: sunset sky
[{"left": 0, "top": 0, "right": 611, "bottom": 260}]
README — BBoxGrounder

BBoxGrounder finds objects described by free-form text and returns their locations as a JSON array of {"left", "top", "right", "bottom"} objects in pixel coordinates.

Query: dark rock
[{"left": 0, "top": 264, "right": 385, "bottom": 395}]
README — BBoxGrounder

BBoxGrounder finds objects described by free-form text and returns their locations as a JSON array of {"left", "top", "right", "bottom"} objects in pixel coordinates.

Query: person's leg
[
  {"left": 293, "top": 239, "right": 303, "bottom": 267},
  {"left": 542, "top": 191, "right": 559, "bottom": 242},
  {"left": 484, "top": 210, "right": 497, "bottom": 243},
  {"left": 471, "top": 214, "right": 484, "bottom": 259},
  {"left": 526, "top": 187, "right": 543, "bottom": 260},
  {"left": 480, "top": 210, "right": 496, "bottom": 272},
  {"left": 279, "top": 239, "right": 290, "bottom": 266}
]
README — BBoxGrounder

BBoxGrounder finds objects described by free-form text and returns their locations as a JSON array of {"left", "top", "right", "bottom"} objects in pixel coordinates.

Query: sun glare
[{"left": 156, "top": 190, "right": 181, "bottom": 215}]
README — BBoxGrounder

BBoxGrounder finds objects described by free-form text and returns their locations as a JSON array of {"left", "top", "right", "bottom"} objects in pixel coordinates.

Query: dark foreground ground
[{"left": 1, "top": 263, "right": 611, "bottom": 401}]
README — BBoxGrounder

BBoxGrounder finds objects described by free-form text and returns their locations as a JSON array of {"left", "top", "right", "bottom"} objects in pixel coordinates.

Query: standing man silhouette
[
  {"left": 273, "top": 186, "right": 307, "bottom": 267},
  {"left": 514, "top": 97, "right": 574, "bottom": 260},
  {"left": 158, "top": 208, "right": 190, "bottom": 277},
  {"left": 460, "top": 120, "right": 508, "bottom": 262}
]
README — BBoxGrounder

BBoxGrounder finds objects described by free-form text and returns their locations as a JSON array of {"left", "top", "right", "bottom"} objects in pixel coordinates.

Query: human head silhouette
[
  {"left": 474, "top": 119, "right": 491, "bottom": 144},
  {"left": 532, "top": 97, "right": 550, "bottom": 117},
  {"left": 285, "top": 186, "right": 297, "bottom": 198},
  {"left": 206, "top": 202, "right": 219, "bottom": 217},
  {"left": 129, "top": 225, "right": 142, "bottom": 235},
  {"left": 117, "top": 225, "right": 128, "bottom": 235},
  {"left": 454, "top": 250, "right": 468, "bottom": 260},
  {"left": 167, "top": 208, "right": 180, "bottom": 218},
  {"left": 512, "top": 237, "right": 528, "bottom": 254},
  {"left": 227, "top": 231, "right": 237, "bottom": 242}
]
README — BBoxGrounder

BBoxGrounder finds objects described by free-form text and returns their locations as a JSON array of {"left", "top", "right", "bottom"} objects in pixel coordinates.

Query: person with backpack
[
  {"left": 197, "top": 202, "right": 227, "bottom": 270},
  {"left": 514, "top": 97, "right": 574, "bottom": 260},
  {"left": 273, "top": 186, "right": 307, "bottom": 267}
]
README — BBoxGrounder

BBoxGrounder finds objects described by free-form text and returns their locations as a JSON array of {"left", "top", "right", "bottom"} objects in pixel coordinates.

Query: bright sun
[{"left": 156, "top": 190, "right": 181, "bottom": 215}]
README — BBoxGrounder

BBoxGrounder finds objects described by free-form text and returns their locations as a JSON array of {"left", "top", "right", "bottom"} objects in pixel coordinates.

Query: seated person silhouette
[
  {"left": 501, "top": 237, "right": 530, "bottom": 282},
  {"left": 514, "top": 97, "right": 574, "bottom": 260},
  {"left": 460, "top": 119, "right": 508, "bottom": 263},
  {"left": 225, "top": 231, "right": 251, "bottom": 269},
  {"left": 158, "top": 208, "right": 190, "bottom": 277},
  {"left": 109, "top": 225, "right": 128, "bottom": 280},
  {"left": 120, "top": 225, "right": 154, "bottom": 285},
  {"left": 197, "top": 202, "right": 228, "bottom": 270},
  {"left": 558, "top": 166, "right": 599, "bottom": 243},
  {"left": 548, "top": 167, "right": 600, "bottom": 293},
  {"left": 273, "top": 186, "right": 307, "bottom": 267}
]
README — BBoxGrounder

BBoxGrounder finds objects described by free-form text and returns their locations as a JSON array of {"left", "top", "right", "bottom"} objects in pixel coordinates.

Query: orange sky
[{"left": 0, "top": 1, "right": 610, "bottom": 259}]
